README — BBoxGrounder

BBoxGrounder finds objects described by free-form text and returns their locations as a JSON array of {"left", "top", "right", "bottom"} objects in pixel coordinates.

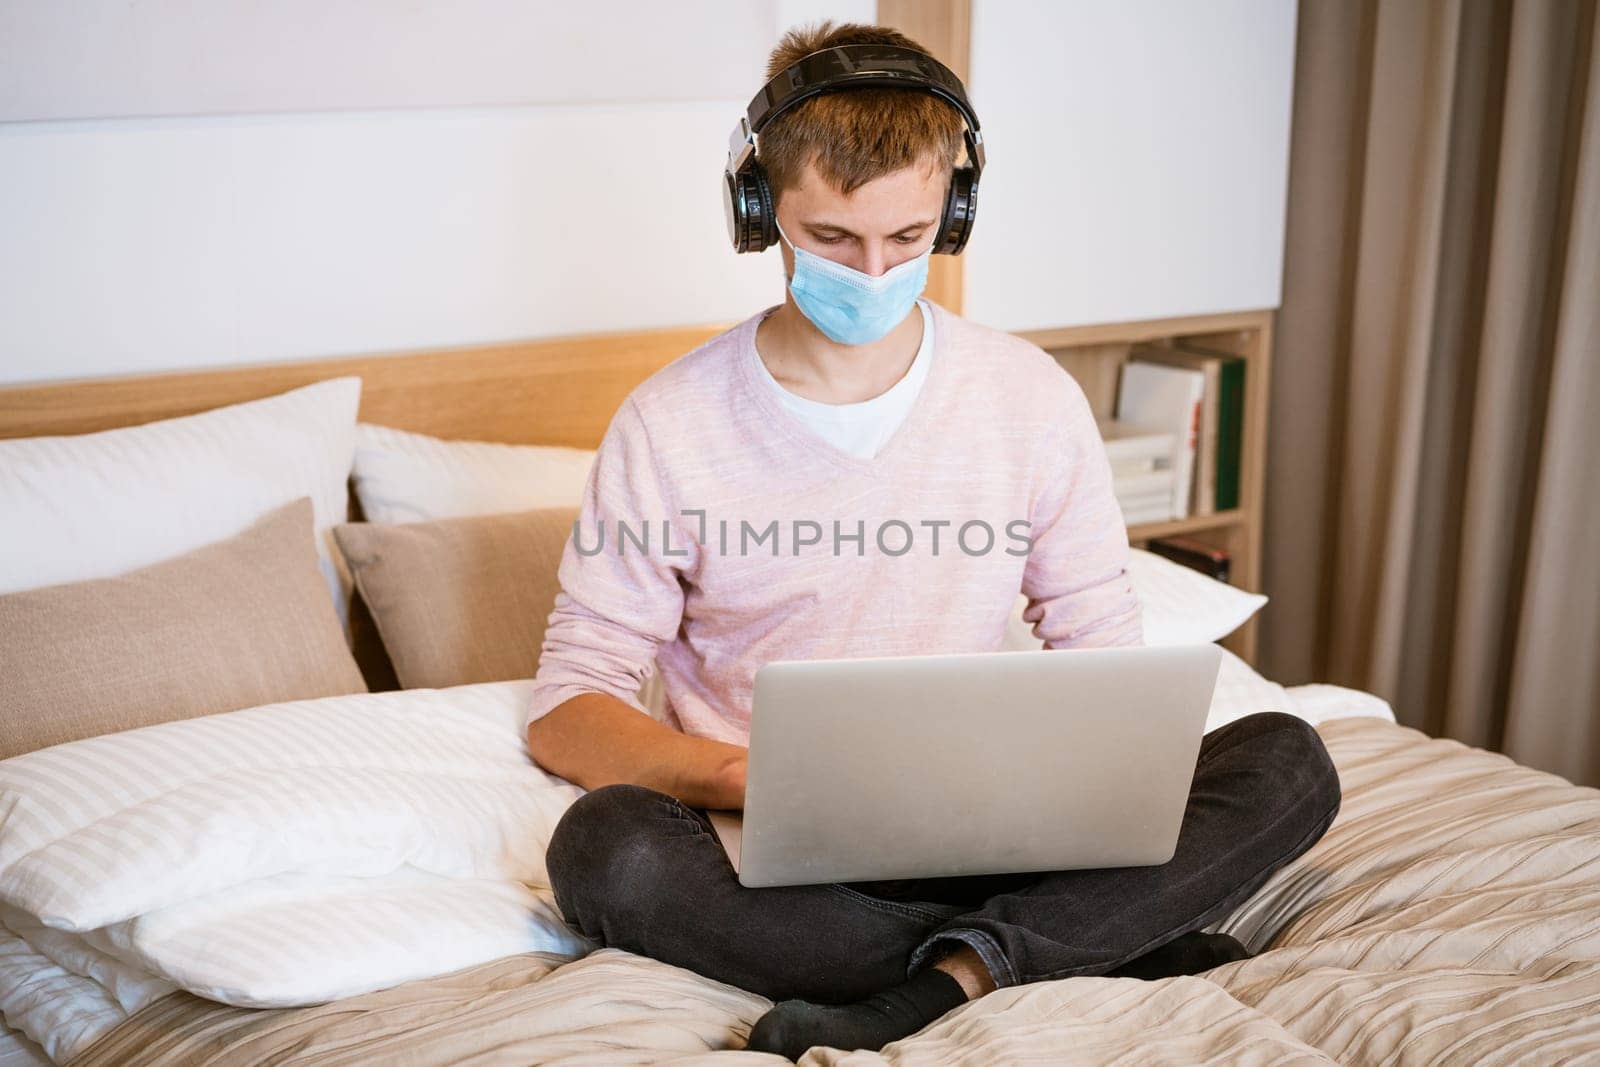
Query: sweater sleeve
[
  {"left": 1020, "top": 371, "right": 1146, "bottom": 649},
  {"left": 526, "top": 396, "right": 699, "bottom": 731}
]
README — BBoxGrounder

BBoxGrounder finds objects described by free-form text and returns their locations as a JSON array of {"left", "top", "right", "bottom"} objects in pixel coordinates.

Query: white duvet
[{"left": 0, "top": 663, "right": 1393, "bottom": 1064}]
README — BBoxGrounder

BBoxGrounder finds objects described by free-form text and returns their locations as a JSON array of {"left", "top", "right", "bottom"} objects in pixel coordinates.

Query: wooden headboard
[
  {"left": 0, "top": 321, "right": 729, "bottom": 447},
  {"left": 0, "top": 321, "right": 730, "bottom": 692}
]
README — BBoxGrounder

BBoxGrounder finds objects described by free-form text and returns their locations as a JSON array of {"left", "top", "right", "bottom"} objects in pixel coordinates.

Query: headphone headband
[
  {"left": 746, "top": 44, "right": 982, "bottom": 148},
  {"left": 723, "top": 43, "right": 985, "bottom": 256}
]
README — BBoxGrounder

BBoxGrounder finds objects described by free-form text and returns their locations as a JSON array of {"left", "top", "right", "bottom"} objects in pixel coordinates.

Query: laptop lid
[{"left": 727, "top": 643, "right": 1222, "bottom": 888}]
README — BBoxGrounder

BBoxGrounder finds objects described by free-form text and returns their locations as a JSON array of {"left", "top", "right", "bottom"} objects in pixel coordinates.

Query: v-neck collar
[{"left": 737, "top": 300, "right": 953, "bottom": 477}]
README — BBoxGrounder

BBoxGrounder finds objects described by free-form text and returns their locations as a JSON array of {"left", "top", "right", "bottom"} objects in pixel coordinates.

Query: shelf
[
  {"left": 1009, "top": 307, "right": 1274, "bottom": 667},
  {"left": 1017, "top": 309, "right": 1273, "bottom": 352},
  {"left": 1127, "top": 510, "right": 1248, "bottom": 542}
]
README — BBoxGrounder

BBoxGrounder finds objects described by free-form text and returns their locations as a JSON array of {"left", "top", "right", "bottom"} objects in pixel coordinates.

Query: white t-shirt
[{"left": 751, "top": 299, "right": 935, "bottom": 461}]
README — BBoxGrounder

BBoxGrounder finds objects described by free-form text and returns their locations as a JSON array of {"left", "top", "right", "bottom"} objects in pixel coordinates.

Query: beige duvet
[{"left": 71, "top": 718, "right": 1600, "bottom": 1065}]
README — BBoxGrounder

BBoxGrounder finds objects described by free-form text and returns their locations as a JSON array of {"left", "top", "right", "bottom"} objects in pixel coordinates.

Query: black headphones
[{"left": 723, "top": 43, "right": 986, "bottom": 256}]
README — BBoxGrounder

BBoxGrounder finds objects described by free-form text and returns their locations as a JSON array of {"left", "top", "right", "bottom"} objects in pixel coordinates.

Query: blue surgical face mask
[{"left": 775, "top": 217, "right": 934, "bottom": 346}]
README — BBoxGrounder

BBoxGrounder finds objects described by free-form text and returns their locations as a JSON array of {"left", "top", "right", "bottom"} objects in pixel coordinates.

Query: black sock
[
  {"left": 1104, "top": 931, "right": 1252, "bottom": 980},
  {"left": 745, "top": 966, "right": 969, "bottom": 1059}
]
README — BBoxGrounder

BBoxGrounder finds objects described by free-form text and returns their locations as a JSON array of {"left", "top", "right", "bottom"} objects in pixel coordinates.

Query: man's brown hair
[{"left": 758, "top": 21, "right": 967, "bottom": 204}]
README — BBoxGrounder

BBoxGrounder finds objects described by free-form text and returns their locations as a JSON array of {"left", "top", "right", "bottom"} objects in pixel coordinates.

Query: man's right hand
[
  {"left": 527, "top": 691, "right": 750, "bottom": 812},
  {"left": 702, "top": 751, "right": 748, "bottom": 812}
]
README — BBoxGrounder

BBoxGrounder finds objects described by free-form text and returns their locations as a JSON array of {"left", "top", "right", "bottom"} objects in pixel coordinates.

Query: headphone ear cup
[
  {"left": 935, "top": 167, "right": 979, "bottom": 255},
  {"left": 725, "top": 172, "right": 750, "bottom": 253},
  {"left": 751, "top": 164, "right": 777, "bottom": 251},
  {"left": 725, "top": 165, "right": 776, "bottom": 253}
]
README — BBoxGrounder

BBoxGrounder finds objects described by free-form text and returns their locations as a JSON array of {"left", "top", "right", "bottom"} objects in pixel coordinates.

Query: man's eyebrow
[{"left": 805, "top": 218, "right": 939, "bottom": 237}]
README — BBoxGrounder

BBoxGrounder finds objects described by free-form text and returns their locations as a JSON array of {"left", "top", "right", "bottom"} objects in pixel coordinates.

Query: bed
[{"left": 2, "top": 328, "right": 1598, "bottom": 1065}]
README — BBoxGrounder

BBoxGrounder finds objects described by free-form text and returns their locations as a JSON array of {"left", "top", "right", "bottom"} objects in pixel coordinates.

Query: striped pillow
[
  {"left": 350, "top": 422, "right": 595, "bottom": 524},
  {"left": 0, "top": 680, "right": 589, "bottom": 1007}
]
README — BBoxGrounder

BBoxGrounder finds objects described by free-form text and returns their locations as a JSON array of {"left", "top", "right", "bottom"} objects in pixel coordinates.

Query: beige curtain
[{"left": 1262, "top": 0, "right": 1600, "bottom": 786}]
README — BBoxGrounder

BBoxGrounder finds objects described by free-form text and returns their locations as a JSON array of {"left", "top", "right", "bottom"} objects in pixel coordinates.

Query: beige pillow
[
  {"left": 332, "top": 508, "right": 577, "bottom": 690},
  {"left": 0, "top": 497, "right": 367, "bottom": 759}
]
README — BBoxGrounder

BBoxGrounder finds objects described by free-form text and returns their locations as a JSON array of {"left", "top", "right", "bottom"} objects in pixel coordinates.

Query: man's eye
[
  {"left": 895, "top": 233, "right": 925, "bottom": 245},
  {"left": 814, "top": 235, "right": 846, "bottom": 245}
]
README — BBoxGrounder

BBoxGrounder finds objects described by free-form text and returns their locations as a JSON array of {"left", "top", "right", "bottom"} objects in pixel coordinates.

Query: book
[
  {"left": 1098, "top": 418, "right": 1176, "bottom": 515},
  {"left": 1210, "top": 353, "right": 1246, "bottom": 511},
  {"left": 1170, "top": 343, "right": 1247, "bottom": 512},
  {"left": 1148, "top": 535, "right": 1232, "bottom": 583},
  {"left": 1121, "top": 501, "right": 1175, "bottom": 526},
  {"left": 1119, "top": 502, "right": 1176, "bottom": 523},
  {"left": 1130, "top": 345, "right": 1219, "bottom": 515},
  {"left": 1118, "top": 489, "right": 1176, "bottom": 506},
  {"left": 1112, "top": 470, "right": 1177, "bottom": 499},
  {"left": 1099, "top": 419, "right": 1174, "bottom": 462},
  {"left": 1113, "top": 457, "right": 1164, "bottom": 476},
  {"left": 1116, "top": 361, "right": 1205, "bottom": 520}
]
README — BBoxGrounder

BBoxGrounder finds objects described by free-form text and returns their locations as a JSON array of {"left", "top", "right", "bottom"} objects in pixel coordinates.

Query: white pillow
[
  {"left": 1131, "top": 549, "right": 1268, "bottom": 644},
  {"left": 1280, "top": 683, "right": 1397, "bottom": 727},
  {"left": 1206, "top": 647, "right": 1293, "bottom": 732},
  {"left": 1002, "top": 548, "right": 1266, "bottom": 652},
  {"left": 0, "top": 680, "right": 588, "bottom": 1008},
  {"left": 351, "top": 422, "right": 596, "bottom": 525},
  {"left": 0, "top": 377, "right": 361, "bottom": 631}
]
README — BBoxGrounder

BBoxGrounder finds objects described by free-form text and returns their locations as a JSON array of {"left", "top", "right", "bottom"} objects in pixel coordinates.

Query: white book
[
  {"left": 1098, "top": 419, "right": 1174, "bottom": 466},
  {"left": 1121, "top": 501, "right": 1176, "bottom": 525},
  {"left": 1118, "top": 493, "right": 1177, "bottom": 513},
  {"left": 1111, "top": 459, "right": 1160, "bottom": 479},
  {"left": 1113, "top": 470, "right": 1177, "bottom": 498},
  {"left": 1117, "top": 362, "right": 1205, "bottom": 520},
  {"left": 1118, "top": 502, "right": 1177, "bottom": 523},
  {"left": 1110, "top": 453, "right": 1172, "bottom": 479},
  {"left": 1131, "top": 346, "right": 1222, "bottom": 516},
  {"left": 1116, "top": 482, "right": 1180, "bottom": 523}
]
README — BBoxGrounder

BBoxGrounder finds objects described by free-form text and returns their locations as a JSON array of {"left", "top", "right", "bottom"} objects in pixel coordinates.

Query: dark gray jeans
[{"left": 546, "top": 710, "right": 1341, "bottom": 1003}]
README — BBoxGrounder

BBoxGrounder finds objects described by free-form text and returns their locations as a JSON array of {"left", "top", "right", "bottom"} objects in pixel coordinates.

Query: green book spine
[{"left": 1215, "top": 359, "right": 1245, "bottom": 511}]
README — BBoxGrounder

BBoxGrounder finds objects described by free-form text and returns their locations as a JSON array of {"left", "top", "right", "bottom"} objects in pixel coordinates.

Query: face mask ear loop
[
  {"left": 773, "top": 215, "right": 797, "bottom": 252},
  {"left": 772, "top": 216, "right": 800, "bottom": 286}
]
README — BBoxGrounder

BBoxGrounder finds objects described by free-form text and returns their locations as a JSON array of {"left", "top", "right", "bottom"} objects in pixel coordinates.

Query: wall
[
  {"left": 0, "top": 0, "right": 872, "bottom": 385},
  {"left": 0, "top": 0, "right": 1295, "bottom": 385},
  {"left": 965, "top": 0, "right": 1298, "bottom": 331}
]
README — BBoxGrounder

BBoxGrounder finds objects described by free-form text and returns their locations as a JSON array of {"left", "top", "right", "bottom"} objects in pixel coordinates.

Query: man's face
[{"left": 774, "top": 155, "right": 947, "bottom": 279}]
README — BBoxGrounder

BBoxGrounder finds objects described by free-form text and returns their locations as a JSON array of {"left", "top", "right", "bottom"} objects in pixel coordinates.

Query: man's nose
[{"left": 858, "top": 244, "right": 890, "bottom": 277}]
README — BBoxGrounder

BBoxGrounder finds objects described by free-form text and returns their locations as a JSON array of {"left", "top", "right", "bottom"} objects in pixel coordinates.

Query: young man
[{"left": 527, "top": 21, "right": 1341, "bottom": 1060}]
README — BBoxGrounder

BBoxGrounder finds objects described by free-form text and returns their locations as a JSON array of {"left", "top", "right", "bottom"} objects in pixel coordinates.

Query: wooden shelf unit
[{"left": 1016, "top": 308, "right": 1275, "bottom": 666}]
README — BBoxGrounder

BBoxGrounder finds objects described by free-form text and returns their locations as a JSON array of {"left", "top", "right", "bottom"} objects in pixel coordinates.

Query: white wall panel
[
  {"left": 776, "top": 0, "right": 876, "bottom": 44},
  {"left": 0, "top": 104, "right": 788, "bottom": 383},
  {"left": 0, "top": 1, "right": 777, "bottom": 122},
  {"left": 0, "top": 1, "right": 1294, "bottom": 385},
  {"left": 964, "top": 0, "right": 1298, "bottom": 331},
  {"left": 0, "top": 3, "right": 877, "bottom": 386}
]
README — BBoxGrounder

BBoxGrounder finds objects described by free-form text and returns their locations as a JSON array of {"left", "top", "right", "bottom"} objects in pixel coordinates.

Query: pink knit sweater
[{"left": 527, "top": 301, "right": 1144, "bottom": 744}]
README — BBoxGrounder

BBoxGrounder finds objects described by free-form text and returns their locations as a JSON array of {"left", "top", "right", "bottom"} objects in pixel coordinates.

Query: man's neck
[{"left": 755, "top": 297, "right": 925, "bottom": 405}]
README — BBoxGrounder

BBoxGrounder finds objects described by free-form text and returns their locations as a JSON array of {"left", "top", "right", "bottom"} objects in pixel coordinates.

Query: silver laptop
[{"left": 708, "top": 643, "right": 1222, "bottom": 888}]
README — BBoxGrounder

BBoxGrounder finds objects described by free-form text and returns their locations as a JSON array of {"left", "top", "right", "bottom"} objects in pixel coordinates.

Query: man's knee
[
  {"left": 1211, "top": 711, "right": 1342, "bottom": 821},
  {"left": 547, "top": 783, "right": 681, "bottom": 928}
]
